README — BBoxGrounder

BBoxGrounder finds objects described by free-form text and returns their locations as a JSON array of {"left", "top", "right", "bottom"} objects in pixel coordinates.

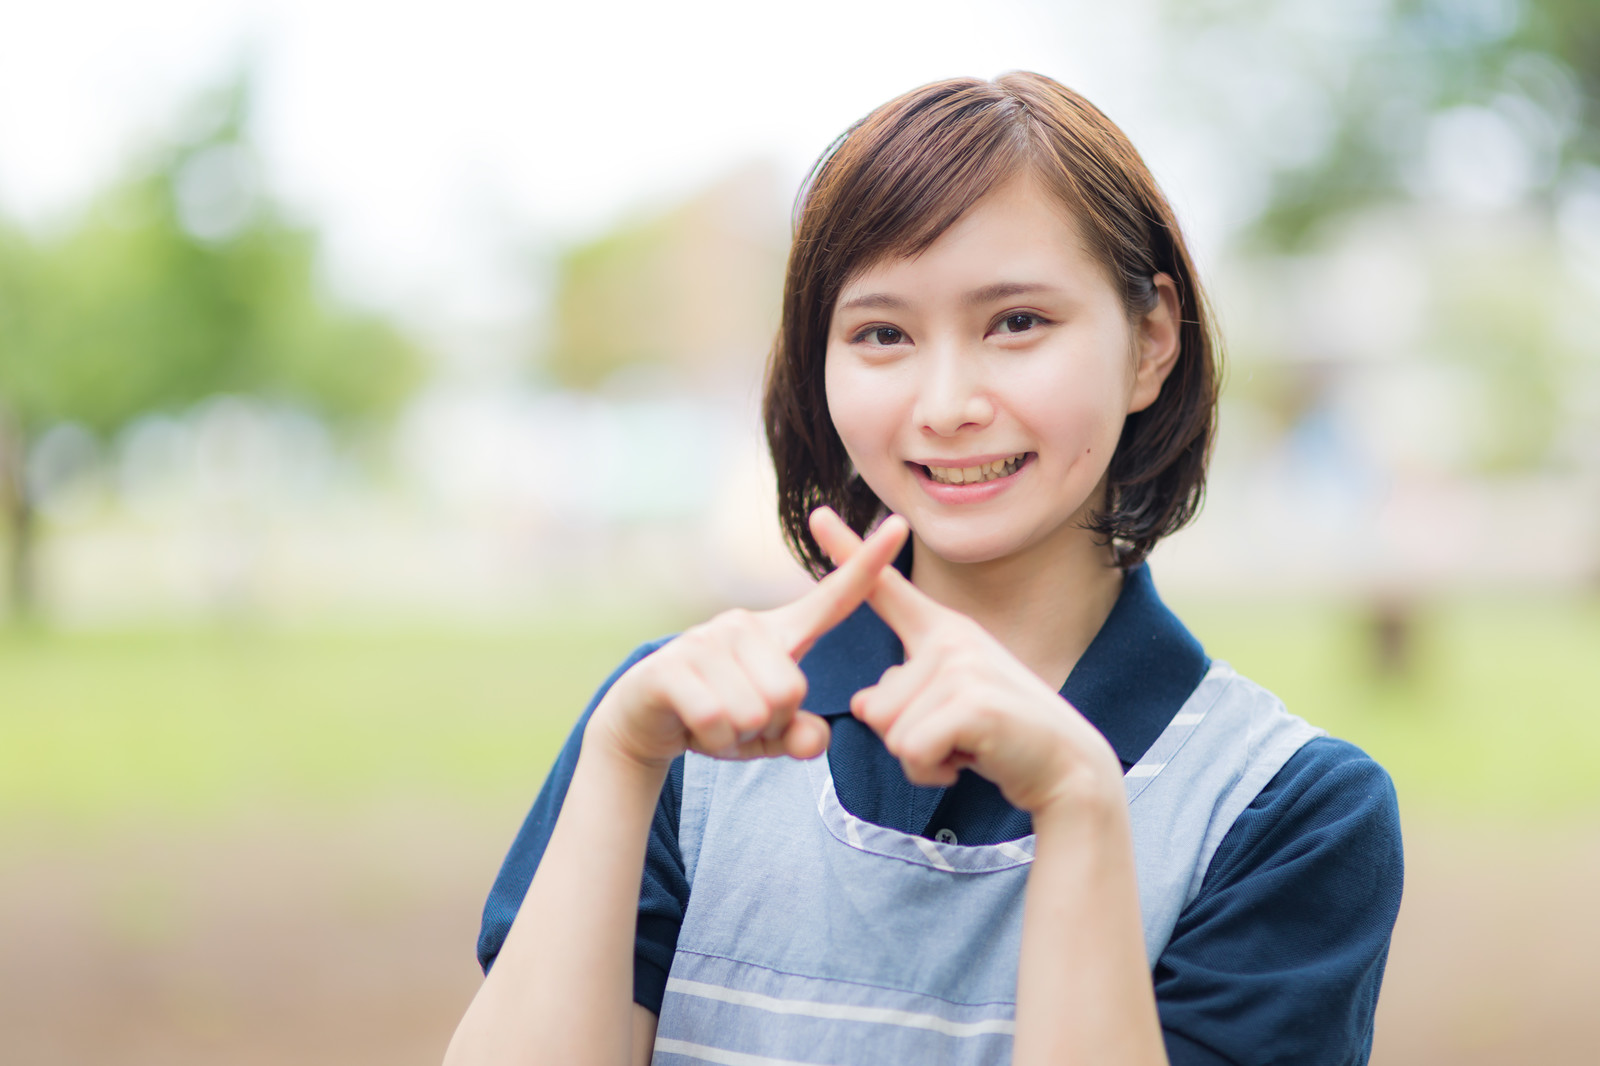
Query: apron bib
[{"left": 652, "top": 661, "right": 1322, "bottom": 1066}]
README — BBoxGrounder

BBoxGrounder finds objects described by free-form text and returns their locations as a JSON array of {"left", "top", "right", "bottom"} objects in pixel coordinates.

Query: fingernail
[{"left": 738, "top": 729, "right": 759, "bottom": 744}]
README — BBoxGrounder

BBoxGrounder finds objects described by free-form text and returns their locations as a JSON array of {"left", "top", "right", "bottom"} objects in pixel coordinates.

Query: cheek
[
  {"left": 824, "top": 353, "right": 894, "bottom": 467},
  {"left": 822, "top": 351, "right": 852, "bottom": 446},
  {"left": 1015, "top": 356, "right": 1130, "bottom": 461}
]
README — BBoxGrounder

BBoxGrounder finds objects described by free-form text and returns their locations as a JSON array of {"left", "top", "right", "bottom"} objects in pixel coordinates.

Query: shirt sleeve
[
  {"left": 475, "top": 637, "right": 691, "bottom": 1014},
  {"left": 1156, "top": 736, "right": 1405, "bottom": 1066}
]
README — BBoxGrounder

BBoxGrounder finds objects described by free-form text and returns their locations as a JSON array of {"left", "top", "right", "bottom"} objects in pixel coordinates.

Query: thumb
[{"left": 782, "top": 711, "right": 831, "bottom": 760}]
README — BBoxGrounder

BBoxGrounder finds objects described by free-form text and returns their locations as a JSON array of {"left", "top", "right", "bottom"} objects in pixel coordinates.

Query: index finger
[
  {"left": 806, "top": 507, "right": 946, "bottom": 645},
  {"left": 767, "top": 511, "right": 909, "bottom": 657}
]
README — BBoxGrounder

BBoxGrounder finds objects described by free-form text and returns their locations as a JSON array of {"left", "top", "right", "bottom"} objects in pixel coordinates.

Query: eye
[
  {"left": 994, "top": 312, "right": 1042, "bottom": 335},
  {"left": 854, "top": 326, "right": 905, "bottom": 346}
]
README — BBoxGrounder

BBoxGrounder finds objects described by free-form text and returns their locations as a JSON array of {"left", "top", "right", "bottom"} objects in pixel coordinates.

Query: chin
[{"left": 911, "top": 525, "right": 1035, "bottom": 567}]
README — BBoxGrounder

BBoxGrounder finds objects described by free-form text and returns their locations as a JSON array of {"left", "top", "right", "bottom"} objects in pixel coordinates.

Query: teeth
[{"left": 926, "top": 455, "right": 1025, "bottom": 486}]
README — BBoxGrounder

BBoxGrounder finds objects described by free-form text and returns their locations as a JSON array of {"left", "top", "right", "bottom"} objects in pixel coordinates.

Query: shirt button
[{"left": 934, "top": 828, "right": 958, "bottom": 845}]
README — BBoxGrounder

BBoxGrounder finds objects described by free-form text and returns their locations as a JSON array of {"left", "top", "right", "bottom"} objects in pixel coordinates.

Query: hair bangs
[{"left": 802, "top": 82, "right": 1033, "bottom": 302}]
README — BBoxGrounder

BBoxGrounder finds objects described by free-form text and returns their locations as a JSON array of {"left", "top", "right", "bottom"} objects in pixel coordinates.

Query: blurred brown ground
[{"left": 3, "top": 812, "right": 1595, "bottom": 1065}]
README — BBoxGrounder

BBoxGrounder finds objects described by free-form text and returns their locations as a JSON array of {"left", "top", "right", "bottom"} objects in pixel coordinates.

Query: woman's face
[{"left": 824, "top": 174, "right": 1178, "bottom": 569}]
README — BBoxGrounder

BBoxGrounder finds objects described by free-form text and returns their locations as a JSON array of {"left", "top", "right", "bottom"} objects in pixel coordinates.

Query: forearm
[
  {"left": 1013, "top": 788, "right": 1167, "bottom": 1065},
  {"left": 445, "top": 720, "right": 666, "bottom": 1066}
]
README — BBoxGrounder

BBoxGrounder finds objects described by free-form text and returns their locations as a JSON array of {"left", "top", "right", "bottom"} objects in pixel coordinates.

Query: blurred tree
[
  {"left": 1156, "top": 0, "right": 1600, "bottom": 631},
  {"left": 1165, "top": 0, "right": 1599, "bottom": 468},
  {"left": 1160, "top": 0, "right": 1600, "bottom": 249},
  {"left": 0, "top": 73, "right": 422, "bottom": 617}
]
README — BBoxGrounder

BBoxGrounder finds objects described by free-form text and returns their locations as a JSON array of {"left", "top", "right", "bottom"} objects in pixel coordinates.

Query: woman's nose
[{"left": 913, "top": 343, "right": 994, "bottom": 436}]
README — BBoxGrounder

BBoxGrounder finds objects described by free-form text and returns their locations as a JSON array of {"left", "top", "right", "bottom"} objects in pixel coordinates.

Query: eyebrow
[
  {"left": 837, "top": 281, "right": 1060, "bottom": 314},
  {"left": 964, "top": 281, "right": 1059, "bottom": 305}
]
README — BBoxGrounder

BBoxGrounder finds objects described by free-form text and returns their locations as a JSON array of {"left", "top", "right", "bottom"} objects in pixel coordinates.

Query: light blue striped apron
[{"left": 652, "top": 661, "right": 1323, "bottom": 1066}]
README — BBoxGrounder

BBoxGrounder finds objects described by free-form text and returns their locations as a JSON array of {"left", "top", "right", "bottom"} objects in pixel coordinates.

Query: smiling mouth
[{"left": 921, "top": 454, "right": 1028, "bottom": 486}]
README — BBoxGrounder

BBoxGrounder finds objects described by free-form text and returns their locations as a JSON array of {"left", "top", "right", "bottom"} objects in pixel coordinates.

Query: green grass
[
  {"left": 1175, "top": 593, "right": 1600, "bottom": 819},
  {"left": 2, "top": 595, "right": 1597, "bottom": 832},
  {"left": 0, "top": 614, "right": 685, "bottom": 830}
]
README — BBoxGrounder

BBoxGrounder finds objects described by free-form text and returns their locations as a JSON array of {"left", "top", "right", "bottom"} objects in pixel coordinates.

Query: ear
[{"left": 1128, "top": 273, "right": 1182, "bottom": 414}]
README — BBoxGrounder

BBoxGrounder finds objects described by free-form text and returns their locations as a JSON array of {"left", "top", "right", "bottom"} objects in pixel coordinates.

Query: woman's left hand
[{"left": 809, "top": 508, "right": 1124, "bottom": 816}]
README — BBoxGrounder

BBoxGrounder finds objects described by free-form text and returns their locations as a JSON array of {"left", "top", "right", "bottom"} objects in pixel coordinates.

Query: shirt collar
[
  {"left": 800, "top": 561, "right": 1210, "bottom": 770},
  {"left": 1062, "top": 563, "right": 1211, "bottom": 768}
]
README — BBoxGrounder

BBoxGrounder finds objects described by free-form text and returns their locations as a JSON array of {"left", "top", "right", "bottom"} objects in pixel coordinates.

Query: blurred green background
[
  {"left": 5, "top": 595, "right": 1599, "bottom": 832},
  {"left": 2, "top": 1, "right": 1598, "bottom": 1064}
]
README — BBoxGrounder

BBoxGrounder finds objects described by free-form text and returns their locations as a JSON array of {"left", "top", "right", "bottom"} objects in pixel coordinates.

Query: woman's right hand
[{"left": 589, "top": 511, "right": 909, "bottom": 772}]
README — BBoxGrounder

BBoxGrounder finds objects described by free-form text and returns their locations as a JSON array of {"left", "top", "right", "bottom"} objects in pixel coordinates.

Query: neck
[{"left": 909, "top": 526, "right": 1124, "bottom": 691}]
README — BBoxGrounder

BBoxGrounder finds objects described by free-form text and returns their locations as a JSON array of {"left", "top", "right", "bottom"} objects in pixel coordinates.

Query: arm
[
  {"left": 1156, "top": 740, "right": 1403, "bottom": 1064},
  {"left": 631, "top": 1007, "right": 659, "bottom": 1066},
  {"left": 446, "top": 727, "right": 668, "bottom": 1064},
  {"left": 443, "top": 514, "right": 910, "bottom": 1066},
  {"left": 1015, "top": 775, "right": 1165, "bottom": 1065}
]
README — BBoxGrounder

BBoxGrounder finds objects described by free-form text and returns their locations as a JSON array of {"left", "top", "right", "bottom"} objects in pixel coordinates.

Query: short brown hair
[{"left": 763, "top": 71, "right": 1219, "bottom": 577}]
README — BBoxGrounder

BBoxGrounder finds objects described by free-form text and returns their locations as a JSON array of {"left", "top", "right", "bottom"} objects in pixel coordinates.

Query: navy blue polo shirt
[{"left": 479, "top": 566, "right": 1404, "bottom": 1065}]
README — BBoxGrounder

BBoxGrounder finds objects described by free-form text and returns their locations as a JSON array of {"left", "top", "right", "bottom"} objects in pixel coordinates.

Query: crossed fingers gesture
[
  {"left": 590, "top": 512, "right": 910, "bottom": 771},
  {"left": 591, "top": 506, "right": 1118, "bottom": 815},
  {"left": 808, "top": 508, "right": 1122, "bottom": 816}
]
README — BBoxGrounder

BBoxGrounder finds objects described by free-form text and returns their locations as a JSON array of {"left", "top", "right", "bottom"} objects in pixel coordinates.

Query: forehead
[{"left": 834, "top": 175, "right": 1103, "bottom": 306}]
